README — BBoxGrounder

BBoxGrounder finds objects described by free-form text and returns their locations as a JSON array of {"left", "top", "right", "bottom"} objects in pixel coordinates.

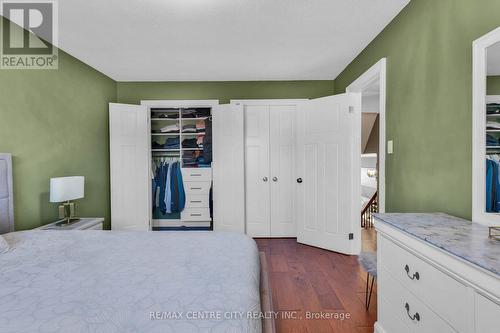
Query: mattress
[{"left": 0, "top": 230, "right": 261, "bottom": 333}]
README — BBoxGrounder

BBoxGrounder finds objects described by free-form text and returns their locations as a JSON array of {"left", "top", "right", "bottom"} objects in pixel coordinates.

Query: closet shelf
[
  {"left": 151, "top": 118, "right": 180, "bottom": 121},
  {"left": 151, "top": 133, "right": 180, "bottom": 136},
  {"left": 182, "top": 148, "right": 203, "bottom": 151},
  {"left": 487, "top": 114, "right": 500, "bottom": 117},
  {"left": 486, "top": 130, "right": 500, "bottom": 132},
  {"left": 182, "top": 132, "right": 205, "bottom": 135},
  {"left": 487, "top": 146, "right": 500, "bottom": 149},
  {"left": 150, "top": 109, "right": 180, "bottom": 113},
  {"left": 181, "top": 117, "right": 209, "bottom": 120},
  {"left": 152, "top": 149, "right": 180, "bottom": 152}
]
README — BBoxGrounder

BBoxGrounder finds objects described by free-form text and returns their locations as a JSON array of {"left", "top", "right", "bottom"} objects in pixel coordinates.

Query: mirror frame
[{"left": 472, "top": 26, "right": 500, "bottom": 226}]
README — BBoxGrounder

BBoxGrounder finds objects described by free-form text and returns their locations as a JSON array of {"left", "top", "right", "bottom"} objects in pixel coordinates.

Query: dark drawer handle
[
  {"left": 190, "top": 200, "right": 202, "bottom": 203},
  {"left": 190, "top": 187, "right": 202, "bottom": 190},
  {"left": 405, "top": 303, "right": 420, "bottom": 322},
  {"left": 191, "top": 213, "right": 202, "bottom": 216},
  {"left": 190, "top": 174, "right": 202, "bottom": 177},
  {"left": 404, "top": 265, "right": 420, "bottom": 280}
]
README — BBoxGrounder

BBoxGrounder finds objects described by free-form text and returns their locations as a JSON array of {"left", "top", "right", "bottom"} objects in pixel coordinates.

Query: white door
[
  {"left": 244, "top": 105, "right": 271, "bottom": 237},
  {"left": 212, "top": 104, "right": 245, "bottom": 233},
  {"left": 109, "top": 103, "right": 150, "bottom": 231},
  {"left": 296, "top": 93, "right": 360, "bottom": 254},
  {"left": 270, "top": 105, "right": 296, "bottom": 237}
]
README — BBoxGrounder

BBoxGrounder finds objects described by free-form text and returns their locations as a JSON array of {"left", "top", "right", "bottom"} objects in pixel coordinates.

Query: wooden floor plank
[
  {"left": 257, "top": 237, "right": 377, "bottom": 333},
  {"left": 270, "top": 254, "right": 289, "bottom": 272}
]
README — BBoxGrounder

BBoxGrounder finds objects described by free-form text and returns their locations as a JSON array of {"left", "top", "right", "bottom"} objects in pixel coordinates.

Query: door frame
[
  {"left": 230, "top": 99, "right": 307, "bottom": 237},
  {"left": 346, "top": 58, "right": 387, "bottom": 213}
]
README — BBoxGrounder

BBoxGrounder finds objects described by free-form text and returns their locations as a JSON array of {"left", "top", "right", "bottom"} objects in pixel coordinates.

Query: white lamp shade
[{"left": 50, "top": 176, "right": 85, "bottom": 202}]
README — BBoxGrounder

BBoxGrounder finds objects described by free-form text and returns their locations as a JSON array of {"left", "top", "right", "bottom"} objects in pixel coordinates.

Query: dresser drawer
[
  {"left": 378, "top": 296, "right": 411, "bottom": 333},
  {"left": 181, "top": 208, "right": 211, "bottom": 221},
  {"left": 379, "top": 235, "right": 471, "bottom": 332},
  {"left": 185, "top": 194, "right": 209, "bottom": 208},
  {"left": 379, "top": 267, "right": 455, "bottom": 333},
  {"left": 475, "top": 293, "right": 500, "bottom": 333},
  {"left": 181, "top": 168, "right": 212, "bottom": 182},
  {"left": 184, "top": 181, "right": 211, "bottom": 195}
]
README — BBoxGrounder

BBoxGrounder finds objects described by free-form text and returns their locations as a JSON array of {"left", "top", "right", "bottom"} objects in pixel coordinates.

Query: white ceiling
[
  {"left": 488, "top": 42, "right": 500, "bottom": 76},
  {"left": 58, "top": 0, "right": 410, "bottom": 81}
]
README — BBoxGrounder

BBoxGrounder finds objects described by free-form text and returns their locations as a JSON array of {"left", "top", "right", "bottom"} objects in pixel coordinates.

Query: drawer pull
[
  {"left": 190, "top": 187, "right": 202, "bottom": 190},
  {"left": 191, "top": 213, "right": 202, "bottom": 216},
  {"left": 190, "top": 200, "right": 202, "bottom": 203},
  {"left": 404, "top": 264, "right": 420, "bottom": 280},
  {"left": 190, "top": 174, "right": 202, "bottom": 177},
  {"left": 404, "top": 303, "right": 420, "bottom": 322}
]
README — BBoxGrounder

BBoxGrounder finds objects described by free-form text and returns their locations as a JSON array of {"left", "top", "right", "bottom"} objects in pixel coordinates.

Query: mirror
[
  {"left": 485, "top": 41, "right": 500, "bottom": 214},
  {"left": 472, "top": 27, "right": 500, "bottom": 225}
]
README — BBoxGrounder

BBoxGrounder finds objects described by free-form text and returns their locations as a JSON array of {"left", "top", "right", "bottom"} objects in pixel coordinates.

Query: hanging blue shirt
[
  {"left": 164, "top": 162, "right": 173, "bottom": 213},
  {"left": 177, "top": 163, "right": 185, "bottom": 211}
]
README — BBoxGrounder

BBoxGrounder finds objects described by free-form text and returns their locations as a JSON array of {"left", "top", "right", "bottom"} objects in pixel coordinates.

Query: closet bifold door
[
  {"left": 109, "top": 103, "right": 150, "bottom": 231},
  {"left": 269, "top": 105, "right": 296, "bottom": 237},
  {"left": 212, "top": 104, "right": 245, "bottom": 233},
  {"left": 244, "top": 105, "right": 271, "bottom": 237}
]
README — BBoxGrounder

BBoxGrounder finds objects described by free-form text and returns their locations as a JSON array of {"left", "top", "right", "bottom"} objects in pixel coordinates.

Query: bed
[{"left": 0, "top": 230, "right": 262, "bottom": 333}]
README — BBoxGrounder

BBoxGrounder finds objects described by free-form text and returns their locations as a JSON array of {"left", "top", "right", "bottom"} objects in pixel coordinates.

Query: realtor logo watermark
[{"left": 1, "top": 0, "right": 58, "bottom": 69}]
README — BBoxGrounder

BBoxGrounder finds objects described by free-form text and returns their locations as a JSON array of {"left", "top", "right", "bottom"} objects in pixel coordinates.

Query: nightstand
[{"left": 37, "top": 217, "right": 104, "bottom": 230}]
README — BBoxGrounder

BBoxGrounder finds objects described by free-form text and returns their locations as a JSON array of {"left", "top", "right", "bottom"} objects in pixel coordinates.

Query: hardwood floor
[{"left": 256, "top": 237, "right": 377, "bottom": 333}]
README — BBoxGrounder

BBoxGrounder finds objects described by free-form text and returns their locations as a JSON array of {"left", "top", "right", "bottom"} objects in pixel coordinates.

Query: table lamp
[{"left": 50, "top": 176, "right": 84, "bottom": 224}]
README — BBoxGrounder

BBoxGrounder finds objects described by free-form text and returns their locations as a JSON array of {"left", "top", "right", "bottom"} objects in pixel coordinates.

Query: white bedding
[{"left": 0, "top": 231, "right": 261, "bottom": 333}]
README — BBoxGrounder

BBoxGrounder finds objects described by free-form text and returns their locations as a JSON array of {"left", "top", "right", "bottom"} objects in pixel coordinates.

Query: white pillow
[{"left": 0, "top": 235, "right": 10, "bottom": 253}]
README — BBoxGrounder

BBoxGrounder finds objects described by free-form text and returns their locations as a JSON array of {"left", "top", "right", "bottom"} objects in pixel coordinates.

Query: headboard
[{"left": 0, "top": 154, "right": 14, "bottom": 234}]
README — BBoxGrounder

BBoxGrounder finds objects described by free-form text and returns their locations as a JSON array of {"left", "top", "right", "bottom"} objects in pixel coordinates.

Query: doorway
[{"left": 346, "top": 58, "right": 386, "bottom": 252}]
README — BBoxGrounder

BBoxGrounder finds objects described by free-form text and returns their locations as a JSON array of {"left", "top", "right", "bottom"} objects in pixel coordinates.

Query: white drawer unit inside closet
[{"left": 181, "top": 168, "right": 212, "bottom": 222}]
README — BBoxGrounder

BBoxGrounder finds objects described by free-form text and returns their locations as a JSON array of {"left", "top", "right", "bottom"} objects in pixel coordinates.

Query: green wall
[
  {"left": 487, "top": 76, "right": 500, "bottom": 95},
  {"left": 334, "top": 0, "right": 500, "bottom": 219},
  {"left": 0, "top": 19, "right": 117, "bottom": 230},
  {"left": 117, "top": 81, "right": 334, "bottom": 104}
]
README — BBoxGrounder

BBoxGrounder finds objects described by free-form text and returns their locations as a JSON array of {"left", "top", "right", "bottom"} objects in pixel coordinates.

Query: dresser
[{"left": 374, "top": 213, "right": 500, "bottom": 333}]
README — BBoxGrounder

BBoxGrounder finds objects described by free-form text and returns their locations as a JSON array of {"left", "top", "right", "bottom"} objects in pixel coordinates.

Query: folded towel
[{"left": 160, "top": 124, "right": 180, "bottom": 133}]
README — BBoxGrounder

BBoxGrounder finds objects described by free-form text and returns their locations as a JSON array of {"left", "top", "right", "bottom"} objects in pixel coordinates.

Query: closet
[
  {"left": 234, "top": 100, "right": 304, "bottom": 237},
  {"left": 109, "top": 95, "right": 361, "bottom": 255},
  {"left": 149, "top": 105, "right": 213, "bottom": 228},
  {"left": 109, "top": 100, "right": 244, "bottom": 232}
]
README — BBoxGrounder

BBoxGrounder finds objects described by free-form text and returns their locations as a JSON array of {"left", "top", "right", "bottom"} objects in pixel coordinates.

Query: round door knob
[
  {"left": 297, "top": 178, "right": 303, "bottom": 183},
  {"left": 263, "top": 177, "right": 268, "bottom": 182},
  {"left": 273, "top": 177, "right": 278, "bottom": 182}
]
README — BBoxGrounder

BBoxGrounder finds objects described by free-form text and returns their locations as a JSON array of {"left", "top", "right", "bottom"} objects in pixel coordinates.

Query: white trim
[
  {"left": 472, "top": 27, "right": 500, "bottom": 226},
  {"left": 349, "top": 92, "right": 362, "bottom": 254},
  {"left": 140, "top": 100, "right": 220, "bottom": 108},
  {"left": 230, "top": 99, "right": 308, "bottom": 105},
  {"left": 346, "top": 58, "right": 387, "bottom": 213}
]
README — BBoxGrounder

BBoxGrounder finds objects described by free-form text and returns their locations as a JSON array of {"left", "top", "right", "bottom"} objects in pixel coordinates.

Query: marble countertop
[{"left": 373, "top": 213, "right": 500, "bottom": 277}]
